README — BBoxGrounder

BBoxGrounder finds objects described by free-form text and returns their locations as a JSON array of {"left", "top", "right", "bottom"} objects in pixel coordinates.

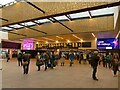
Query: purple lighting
[
  {"left": 23, "top": 39, "right": 34, "bottom": 50},
  {"left": 113, "top": 39, "right": 118, "bottom": 48}
]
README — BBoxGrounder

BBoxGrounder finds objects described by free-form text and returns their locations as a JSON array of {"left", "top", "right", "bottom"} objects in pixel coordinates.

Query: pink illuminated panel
[{"left": 23, "top": 39, "right": 34, "bottom": 50}]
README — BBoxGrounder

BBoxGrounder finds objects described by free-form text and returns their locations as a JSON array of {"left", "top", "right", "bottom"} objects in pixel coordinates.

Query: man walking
[
  {"left": 91, "top": 51, "right": 100, "bottom": 81},
  {"left": 22, "top": 52, "right": 30, "bottom": 74}
]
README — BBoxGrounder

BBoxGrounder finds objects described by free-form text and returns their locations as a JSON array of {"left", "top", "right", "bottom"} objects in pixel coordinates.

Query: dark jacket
[
  {"left": 91, "top": 54, "right": 100, "bottom": 67},
  {"left": 23, "top": 54, "right": 30, "bottom": 63}
]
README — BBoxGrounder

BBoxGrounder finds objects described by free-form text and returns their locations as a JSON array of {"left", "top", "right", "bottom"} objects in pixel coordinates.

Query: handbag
[
  {"left": 36, "top": 60, "right": 40, "bottom": 66},
  {"left": 23, "top": 61, "right": 28, "bottom": 65}
]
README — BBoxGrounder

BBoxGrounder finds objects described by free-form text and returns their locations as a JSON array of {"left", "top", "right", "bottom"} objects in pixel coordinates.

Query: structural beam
[
  {"left": 88, "top": 11, "right": 92, "bottom": 18},
  {"left": 0, "top": 18, "right": 8, "bottom": 22},
  {"left": 19, "top": 24, "right": 47, "bottom": 34},
  {"left": 65, "top": 15, "right": 72, "bottom": 21},
  {"left": 24, "top": 0, "right": 45, "bottom": 14},
  {"left": 52, "top": 17, "right": 73, "bottom": 32}
]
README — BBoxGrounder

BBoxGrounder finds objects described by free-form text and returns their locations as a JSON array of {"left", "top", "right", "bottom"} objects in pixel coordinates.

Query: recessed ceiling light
[
  {"left": 67, "top": 40, "right": 70, "bottom": 43},
  {"left": 56, "top": 41, "right": 59, "bottom": 43}
]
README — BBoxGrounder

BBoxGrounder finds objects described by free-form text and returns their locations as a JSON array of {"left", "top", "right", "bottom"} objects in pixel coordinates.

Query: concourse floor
[
  {"left": 0, "top": 60, "right": 2, "bottom": 89},
  {"left": 2, "top": 59, "right": 119, "bottom": 88}
]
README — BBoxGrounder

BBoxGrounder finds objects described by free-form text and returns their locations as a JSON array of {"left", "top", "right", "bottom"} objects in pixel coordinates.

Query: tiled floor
[{"left": 2, "top": 59, "right": 119, "bottom": 88}]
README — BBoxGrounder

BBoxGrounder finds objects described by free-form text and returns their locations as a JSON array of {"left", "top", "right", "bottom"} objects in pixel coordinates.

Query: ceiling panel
[
  {"left": 64, "top": 16, "right": 114, "bottom": 33},
  {"left": 8, "top": 15, "right": 114, "bottom": 40},
  {"left": 31, "top": 23, "right": 71, "bottom": 35},
  {"left": 2, "top": 2, "right": 110, "bottom": 26}
]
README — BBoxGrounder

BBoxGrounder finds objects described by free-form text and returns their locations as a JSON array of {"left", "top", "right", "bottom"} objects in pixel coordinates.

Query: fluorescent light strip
[
  {"left": 115, "top": 30, "right": 120, "bottom": 39},
  {"left": 42, "top": 37, "right": 55, "bottom": 41},
  {"left": 56, "top": 36, "right": 64, "bottom": 39},
  {"left": 92, "top": 33, "right": 96, "bottom": 38},
  {"left": 72, "top": 34, "right": 81, "bottom": 40}
]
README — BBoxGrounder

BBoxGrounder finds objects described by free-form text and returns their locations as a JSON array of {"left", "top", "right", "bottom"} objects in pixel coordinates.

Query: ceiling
[{"left": 0, "top": 1, "right": 120, "bottom": 43}]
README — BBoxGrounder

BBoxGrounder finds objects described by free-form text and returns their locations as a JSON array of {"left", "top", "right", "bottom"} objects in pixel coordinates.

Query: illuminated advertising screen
[
  {"left": 23, "top": 39, "right": 34, "bottom": 50},
  {"left": 97, "top": 38, "right": 119, "bottom": 49}
]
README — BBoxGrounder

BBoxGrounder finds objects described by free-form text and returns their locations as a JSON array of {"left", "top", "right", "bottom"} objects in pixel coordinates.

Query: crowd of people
[{"left": 16, "top": 50, "right": 120, "bottom": 80}]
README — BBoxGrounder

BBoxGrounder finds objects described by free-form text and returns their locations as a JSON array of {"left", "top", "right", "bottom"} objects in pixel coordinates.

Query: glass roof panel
[
  {"left": 36, "top": 19, "right": 50, "bottom": 23},
  {"left": 90, "top": 7, "right": 115, "bottom": 16},
  {"left": 1, "top": 27, "right": 12, "bottom": 30},
  {"left": 21, "top": 22, "right": 36, "bottom": 26},
  {"left": 0, "top": 0, "right": 15, "bottom": 5},
  {"left": 54, "top": 15, "right": 68, "bottom": 20},
  {"left": 69, "top": 11, "right": 89, "bottom": 19},
  {"left": 9, "top": 24, "right": 24, "bottom": 28}
]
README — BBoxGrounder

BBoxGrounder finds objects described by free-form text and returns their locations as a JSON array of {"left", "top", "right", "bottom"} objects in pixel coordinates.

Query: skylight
[
  {"left": 21, "top": 22, "right": 36, "bottom": 26},
  {"left": 0, "top": 0, "right": 16, "bottom": 8},
  {"left": 9, "top": 24, "right": 24, "bottom": 29},
  {"left": 69, "top": 11, "right": 89, "bottom": 19},
  {"left": 1, "top": 27, "right": 13, "bottom": 30},
  {"left": 90, "top": 7, "right": 115, "bottom": 16},
  {"left": 35, "top": 19, "right": 50, "bottom": 23},
  {"left": 54, "top": 15, "right": 68, "bottom": 20}
]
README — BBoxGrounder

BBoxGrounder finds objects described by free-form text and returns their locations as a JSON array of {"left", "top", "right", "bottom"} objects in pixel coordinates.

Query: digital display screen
[
  {"left": 82, "top": 42, "right": 91, "bottom": 47},
  {"left": 2, "top": 41, "right": 21, "bottom": 49},
  {"left": 97, "top": 38, "right": 119, "bottom": 49},
  {"left": 23, "top": 39, "right": 34, "bottom": 50}
]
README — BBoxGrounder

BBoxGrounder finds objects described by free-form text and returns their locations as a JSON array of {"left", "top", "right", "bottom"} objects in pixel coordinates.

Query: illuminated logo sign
[
  {"left": 23, "top": 39, "right": 34, "bottom": 50},
  {"left": 97, "top": 38, "right": 119, "bottom": 49}
]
